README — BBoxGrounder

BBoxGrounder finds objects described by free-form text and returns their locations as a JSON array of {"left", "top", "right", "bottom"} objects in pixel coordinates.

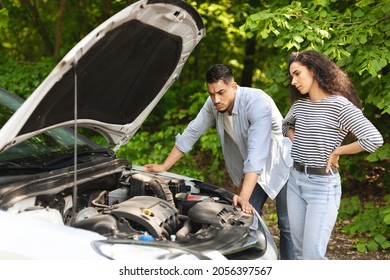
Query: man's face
[{"left": 207, "top": 79, "right": 237, "bottom": 114}]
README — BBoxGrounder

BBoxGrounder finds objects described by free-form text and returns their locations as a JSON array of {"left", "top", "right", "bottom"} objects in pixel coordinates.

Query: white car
[{"left": 0, "top": 0, "right": 278, "bottom": 260}]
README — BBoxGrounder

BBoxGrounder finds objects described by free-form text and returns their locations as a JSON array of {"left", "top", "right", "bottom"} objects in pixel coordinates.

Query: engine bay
[{"left": 13, "top": 167, "right": 260, "bottom": 255}]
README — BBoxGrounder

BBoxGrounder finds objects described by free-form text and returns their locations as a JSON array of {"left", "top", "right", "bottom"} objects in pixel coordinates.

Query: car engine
[
  {"left": 19, "top": 168, "right": 258, "bottom": 253},
  {"left": 70, "top": 170, "right": 256, "bottom": 248},
  {"left": 1, "top": 163, "right": 269, "bottom": 259}
]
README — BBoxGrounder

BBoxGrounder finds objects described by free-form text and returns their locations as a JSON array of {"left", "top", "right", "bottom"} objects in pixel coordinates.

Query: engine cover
[
  {"left": 111, "top": 196, "right": 178, "bottom": 238},
  {"left": 72, "top": 196, "right": 178, "bottom": 239}
]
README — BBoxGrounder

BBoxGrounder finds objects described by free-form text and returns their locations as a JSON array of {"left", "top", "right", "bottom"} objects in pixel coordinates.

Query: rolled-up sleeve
[
  {"left": 339, "top": 104, "right": 383, "bottom": 153},
  {"left": 175, "top": 98, "right": 216, "bottom": 153}
]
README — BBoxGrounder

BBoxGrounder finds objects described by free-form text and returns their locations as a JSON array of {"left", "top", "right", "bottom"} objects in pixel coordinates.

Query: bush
[{"left": 340, "top": 195, "right": 390, "bottom": 253}]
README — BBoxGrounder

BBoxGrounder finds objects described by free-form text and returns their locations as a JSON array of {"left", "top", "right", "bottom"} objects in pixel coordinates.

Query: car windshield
[{"left": 0, "top": 88, "right": 98, "bottom": 168}]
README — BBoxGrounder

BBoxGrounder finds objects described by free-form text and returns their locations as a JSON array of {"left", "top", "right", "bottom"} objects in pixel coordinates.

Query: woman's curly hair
[{"left": 287, "top": 50, "right": 361, "bottom": 108}]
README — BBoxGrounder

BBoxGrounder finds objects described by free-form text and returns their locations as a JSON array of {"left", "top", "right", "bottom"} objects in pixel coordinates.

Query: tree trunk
[
  {"left": 21, "top": 0, "right": 54, "bottom": 56},
  {"left": 240, "top": 36, "right": 256, "bottom": 87},
  {"left": 54, "top": 0, "right": 67, "bottom": 59}
]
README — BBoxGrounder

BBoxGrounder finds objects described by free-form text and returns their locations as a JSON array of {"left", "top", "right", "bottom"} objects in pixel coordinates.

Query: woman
[{"left": 282, "top": 50, "right": 383, "bottom": 259}]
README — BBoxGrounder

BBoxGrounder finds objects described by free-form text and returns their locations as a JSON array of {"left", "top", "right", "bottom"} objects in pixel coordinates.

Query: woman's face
[{"left": 289, "top": 61, "right": 315, "bottom": 94}]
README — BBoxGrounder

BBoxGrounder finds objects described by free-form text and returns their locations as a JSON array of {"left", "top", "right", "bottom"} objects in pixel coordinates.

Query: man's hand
[
  {"left": 233, "top": 194, "right": 254, "bottom": 214},
  {"left": 144, "top": 146, "right": 184, "bottom": 173},
  {"left": 233, "top": 172, "right": 258, "bottom": 214},
  {"left": 143, "top": 163, "right": 166, "bottom": 173}
]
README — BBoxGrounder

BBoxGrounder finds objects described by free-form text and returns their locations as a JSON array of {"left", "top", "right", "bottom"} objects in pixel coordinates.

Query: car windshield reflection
[{"left": 0, "top": 88, "right": 97, "bottom": 171}]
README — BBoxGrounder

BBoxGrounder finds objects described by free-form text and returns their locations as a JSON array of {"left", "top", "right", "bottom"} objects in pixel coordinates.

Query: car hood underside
[{"left": 0, "top": 0, "right": 205, "bottom": 152}]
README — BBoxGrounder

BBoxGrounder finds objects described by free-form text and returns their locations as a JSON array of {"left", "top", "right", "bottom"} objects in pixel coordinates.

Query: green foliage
[
  {"left": 367, "top": 143, "right": 390, "bottom": 162},
  {"left": 340, "top": 195, "right": 390, "bottom": 253},
  {"left": 241, "top": 0, "right": 390, "bottom": 111},
  {"left": 0, "top": 0, "right": 138, "bottom": 60},
  {"left": 190, "top": 0, "right": 245, "bottom": 61},
  {"left": 0, "top": 1, "right": 389, "bottom": 256},
  {"left": 0, "top": 8, "right": 8, "bottom": 29},
  {"left": 0, "top": 56, "right": 55, "bottom": 98},
  {"left": 338, "top": 196, "right": 363, "bottom": 220},
  {"left": 240, "top": 0, "right": 389, "bottom": 188}
]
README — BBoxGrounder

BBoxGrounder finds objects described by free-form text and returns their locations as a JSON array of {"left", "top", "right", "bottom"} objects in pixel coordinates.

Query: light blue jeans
[
  {"left": 287, "top": 168, "right": 341, "bottom": 260},
  {"left": 250, "top": 183, "right": 294, "bottom": 260}
]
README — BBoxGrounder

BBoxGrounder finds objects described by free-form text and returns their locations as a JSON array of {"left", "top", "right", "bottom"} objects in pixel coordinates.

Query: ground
[{"left": 262, "top": 200, "right": 390, "bottom": 260}]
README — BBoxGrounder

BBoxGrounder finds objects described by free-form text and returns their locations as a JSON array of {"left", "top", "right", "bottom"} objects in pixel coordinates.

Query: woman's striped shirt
[{"left": 282, "top": 95, "right": 383, "bottom": 168}]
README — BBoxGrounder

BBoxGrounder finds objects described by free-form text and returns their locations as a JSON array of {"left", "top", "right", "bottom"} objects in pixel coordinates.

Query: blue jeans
[
  {"left": 287, "top": 168, "right": 341, "bottom": 260},
  {"left": 250, "top": 183, "right": 294, "bottom": 260}
]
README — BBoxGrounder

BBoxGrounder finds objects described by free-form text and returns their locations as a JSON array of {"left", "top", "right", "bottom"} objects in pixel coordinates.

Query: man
[{"left": 144, "top": 64, "right": 294, "bottom": 259}]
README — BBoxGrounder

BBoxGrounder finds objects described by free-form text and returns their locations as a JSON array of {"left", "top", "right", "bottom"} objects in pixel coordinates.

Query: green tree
[
  {"left": 0, "top": 0, "right": 388, "bottom": 200},
  {"left": 0, "top": 0, "right": 389, "bottom": 255},
  {"left": 240, "top": 0, "right": 389, "bottom": 253},
  {"left": 240, "top": 0, "right": 389, "bottom": 189}
]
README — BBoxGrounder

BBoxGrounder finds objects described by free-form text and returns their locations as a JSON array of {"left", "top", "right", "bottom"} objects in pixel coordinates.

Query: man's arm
[
  {"left": 144, "top": 145, "right": 184, "bottom": 172},
  {"left": 234, "top": 94, "right": 272, "bottom": 214},
  {"left": 144, "top": 98, "right": 216, "bottom": 173}
]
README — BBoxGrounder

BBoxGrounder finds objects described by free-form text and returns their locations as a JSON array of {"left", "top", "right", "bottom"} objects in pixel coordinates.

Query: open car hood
[{"left": 0, "top": 0, "right": 205, "bottom": 152}]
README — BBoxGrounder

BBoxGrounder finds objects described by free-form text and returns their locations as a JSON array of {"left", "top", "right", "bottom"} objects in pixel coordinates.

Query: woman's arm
[
  {"left": 326, "top": 141, "right": 364, "bottom": 172},
  {"left": 285, "top": 128, "right": 295, "bottom": 142}
]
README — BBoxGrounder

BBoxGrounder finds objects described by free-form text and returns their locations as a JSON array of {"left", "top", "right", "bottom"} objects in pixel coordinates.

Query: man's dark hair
[{"left": 205, "top": 64, "right": 234, "bottom": 85}]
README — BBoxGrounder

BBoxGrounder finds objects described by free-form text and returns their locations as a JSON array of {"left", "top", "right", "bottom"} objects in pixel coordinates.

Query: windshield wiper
[
  {"left": 42, "top": 148, "right": 114, "bottom": 167},
  {"left": 0, "top": 162, "right": 23, "bottom": 168}
]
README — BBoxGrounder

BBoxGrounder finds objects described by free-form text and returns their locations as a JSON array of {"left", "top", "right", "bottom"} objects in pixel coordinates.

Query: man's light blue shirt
[{"left": 175, "top": 86, "right": 292, "bottom": 199}]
